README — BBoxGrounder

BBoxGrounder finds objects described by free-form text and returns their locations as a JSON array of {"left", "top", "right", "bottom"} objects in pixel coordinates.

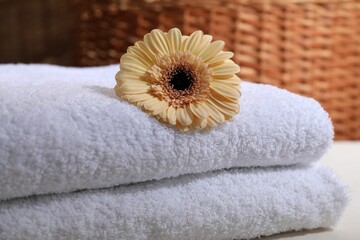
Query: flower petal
[
  {"left": 184, "top": 30, "right": 203, "bottom": 54},
  {"left": 203, "top": 101, "right": 225, "bottom": 123},
  {"left": 209, "top": 87, "right": 238, "bottom": 103},
  {"left": 201, "top": 40, "right": 225, "bottom": 62},
  {"left": 207, "top": 98, "right": 238, "bottom": 120},
  {"left": 212, "top": 75, "right": 241, "bottom": 85},
  {"left": 208, "top": 51, "right": 234, "bottom": 65},
  {"left": 167, "top": 106, "right": 177, "bottom": 125},
  {"left": 143, "top": 97, "right": 163, "bottom": 112},
  {"left": 167, "top": 28, "right": 182, "bottom": 54},
  {"left": 210, "top": 82, "right": 240, "bottom": 100},
  {"left": 116, "top": 71, "right": 144, "bottom": 81},
  {"left": 121, "top": 53, "right": 150, "bottom": 71},
  {"left": 118, "top": 82, "right": 150, "bottom": 94},
  {"left": 180, "top": 36, "right": 189, "bottom": 52},
  {"left": 152, "top": 101, "right": 168, "bottom": 115},
  {"left": 135, "top": 41, "right": 156, "bottom": 62},
  {"left": 192, "top": 116, "right": 208, "bottom": 130},
  {"left": 127, "top": 46, "right": 153, "bottom": 68},
  {"left": 189, "top": 102, "right": 209, "bottom": 119},
  {"left": 193, "top": 34, "right": 213, "bottom": 55},
  {"left": 207, "top": 117, "right": 218, "bottom": 128},
  {"left": 210, "top": 95, "right": 239, "bottom": 113},
  {"left": 120, "top": 61, "right": 148, "bottom": 75},
  {"left": 176, "top": 107, "right": 193, "bottom": 126},
  {"left": 212, "top": 60, "right": 240, "bottom": 75},
  {"left": 114, "top": 84, "right": 122, "bottom": 95},
  {"left": 144, "top": 29, "right": 169, "bottom": 55},
  {"left": 176, "top": 123, "right": 189, "bottom": 132},
  {"left": 118, "top": 79, "right": 149, "bottom": 87},
  {"left": 125, "top": 93, "right": 153, "bottom": 103},
  {"left": 159, "top": 108, "right": 168, "bottom": 120},
  {"left": 198, "top": 118, "right": 208, "bottom": 130}
]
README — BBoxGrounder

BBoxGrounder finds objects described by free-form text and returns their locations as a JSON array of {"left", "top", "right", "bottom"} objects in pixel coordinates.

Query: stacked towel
[{"left": 0, "top": 64, "right": 347, "bottom": 240}]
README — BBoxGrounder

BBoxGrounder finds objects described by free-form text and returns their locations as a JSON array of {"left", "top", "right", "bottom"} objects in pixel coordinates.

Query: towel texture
[
  {"left": 0, "top": 64, "right": 333, "bottom": 200},
  {"left": 0, "top": 163, "right": 347, "bottom": 240}
]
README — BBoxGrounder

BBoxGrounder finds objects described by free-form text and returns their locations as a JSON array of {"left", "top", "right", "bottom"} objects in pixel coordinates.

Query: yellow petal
[
  {"left": 120, "top": 61, "right": 148, "bottom": 75},
  {"left": 212, "top": 60, "right": 240, "bottom": 75},
  {"left": 118, "top": 79, "right": 148, "bottom": 87},
  {"left": 114, "top": 85, "right": 122, "bottom": 97},
  {"left": 213, "top": 75, "right": 241, "bottom": 85},
  {"left": 135, "top": 41, "right": 156, "bottom": 63},
  {"left": 152, "top": 29, "right": 170, "bottom": 53},
  {"left": 210, "top": 88, "right": 238, "bottom": 103},
  {"left": 152, "top": 101, "right": 168, "bottom": 115},
  {"left": 143, "top": 98, "right": 163, "bottom": 112},
  {"left": 121, "top": 52, "right": 149, "bottom": 69},
  {"left": 201, "top": 40, "right": 225, "bottom": 62},
  {"left": 127, "top": 46, "right": 153, "bottom": 68},
  {"left": 203, "top": 102, "right": 225, "bottom": 123},
  {"left": 176, "top": 107, "right": 193, "bottom": 126},
  {"left": 167, "top": 28, "right": 182, "bottom": 54},
  {"left": 159, "top": 108, "right": 168, "bottom": 120},
  {"left": 116, "top": 71, "right": 145, "bottom": 83},
  {"left": 207, "top": 117, "right": 218, "bottom": 128},
  {"left": 144, "top": 29, "right": 169, "bottom": 55},
  {"left": 210, "top": 95, "right": 239, "bottom": 113},
  {"left": 210, "top": 82, "right": 240, "bottom": 100},
  {"left": 184, "top": 30, "right": 203, "bottom": 54},
  {"left": 186, "top": 104, "right": 194, "bottom": 123},
  {"left": 119, "top": 82, "right": 150, "bottom": 94},
  {"left": 142, "top": 98, "right": 158, "bottom": 110},
  {"left": 207, "top": 99, "right": 238, "bottom": 120},
  {"left": 167, "top": 106, "right": 177, "bottom": 125},
  {"left": 208, "top": 51, "right": 234, "bottom": 65},
  {"left": 115, "top": 71, "right": 122, "bottom": 82},
  {"left": 193, "top": 34, "right": 213, "bottom": 55},
  {"left": 180, "top": 36, "right": 189, "bottom": 52},
  {"left": 198, "top": 118, "right": 208, "bottom": 130},
  {"left": 192, "top": 116, "right": 208, "bottom": 130},
  {"left": 176, "top": 123, "right": 189, "bottom": 132},
  {"left": 211, "top": 74, "right": 234, "bottom": 80},
  {"left": 125, "top": 93, "right": 153, "bottom": 103},
  {"left": 189, "top": 102, "right": 209, "bottom": 119}
]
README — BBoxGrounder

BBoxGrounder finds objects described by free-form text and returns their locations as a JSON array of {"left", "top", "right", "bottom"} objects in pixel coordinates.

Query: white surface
[
  {"left": 0, "top": 64, "right": 333, "bottom": 200},
  {"left": 261, "top": 141, "right": 360, "bottom": 240},
  {"left": 0, "top": 163, "right": 347, "bottom": 240}
]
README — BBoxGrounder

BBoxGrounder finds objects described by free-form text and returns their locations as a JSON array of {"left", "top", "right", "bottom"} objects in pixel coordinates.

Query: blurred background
[{"left": 0, "top": 0, "right": 359, "bottom": 140}]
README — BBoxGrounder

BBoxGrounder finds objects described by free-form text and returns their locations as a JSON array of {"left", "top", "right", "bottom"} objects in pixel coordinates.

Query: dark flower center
[{"left": 169, "top": 67, "right": 194, "bottom": 91}]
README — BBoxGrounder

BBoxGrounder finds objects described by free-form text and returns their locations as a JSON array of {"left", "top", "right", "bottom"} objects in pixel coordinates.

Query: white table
[{"left": 261, "top": 141, "right": 360, "bottom": 240}]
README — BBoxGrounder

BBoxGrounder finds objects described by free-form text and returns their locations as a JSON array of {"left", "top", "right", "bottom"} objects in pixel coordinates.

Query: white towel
[
  {"left": 0, "top": 163, "right": 347, "bottom": 240},
  {"left": 0, "top": 64, "right": 333, "bottom": 200}
]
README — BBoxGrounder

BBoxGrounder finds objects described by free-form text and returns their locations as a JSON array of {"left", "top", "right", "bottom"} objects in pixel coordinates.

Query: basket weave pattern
[
  {"left": 0, "top": 0, "right": 73, "bottom": 65},
  {"left": 74, "top": 0, "right": 360, "bottom": 140}
]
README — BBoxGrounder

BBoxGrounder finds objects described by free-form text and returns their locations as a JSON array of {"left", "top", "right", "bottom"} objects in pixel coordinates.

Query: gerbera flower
[{"left": 115, "top": 28, "right": 241, "bottom": 131}]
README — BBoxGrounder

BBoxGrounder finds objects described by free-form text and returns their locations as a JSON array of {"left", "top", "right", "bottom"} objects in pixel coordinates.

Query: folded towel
[
  {"left": 0, "top": 64, "right": 333, "bottom": 200},
  {"left": 0, "top": 163, "right": 347, "bottom": 240}
]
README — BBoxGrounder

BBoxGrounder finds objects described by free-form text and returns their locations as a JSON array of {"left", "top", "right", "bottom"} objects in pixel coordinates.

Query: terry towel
[
  {"left": 0, "top": 64, "right": 333, "bottom": 199},
  {"left": 0, "top": 163, "right": 347, "bottom": 240}
]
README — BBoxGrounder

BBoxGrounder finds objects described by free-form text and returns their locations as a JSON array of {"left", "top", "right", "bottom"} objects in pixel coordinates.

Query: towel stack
[{"left": 0, "top": 64, "right": 348, "bottom": 240}]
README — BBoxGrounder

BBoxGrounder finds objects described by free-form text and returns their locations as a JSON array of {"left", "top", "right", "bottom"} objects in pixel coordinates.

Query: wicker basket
[
  {"left": 0, "top": 0, "right": 74, "bottom": 65},
  {"left": 73, "top": 0, "right": 360, "bottom": 140}
]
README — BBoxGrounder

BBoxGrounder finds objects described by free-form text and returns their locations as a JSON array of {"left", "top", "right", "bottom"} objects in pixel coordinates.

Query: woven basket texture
[
  {"left": 0, "top": 0, "right": 73, "bottom": 65},
  {"left": 74, "top": 0, "right": 360, "bottom": 140}
]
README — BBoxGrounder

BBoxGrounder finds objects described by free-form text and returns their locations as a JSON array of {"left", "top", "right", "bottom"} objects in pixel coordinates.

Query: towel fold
[
  {"left": 0, "top": 163, "right": 347, "bottom": 240},
  {"left": 0, "top": 64, "right": 333, "bottom": 200}
]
